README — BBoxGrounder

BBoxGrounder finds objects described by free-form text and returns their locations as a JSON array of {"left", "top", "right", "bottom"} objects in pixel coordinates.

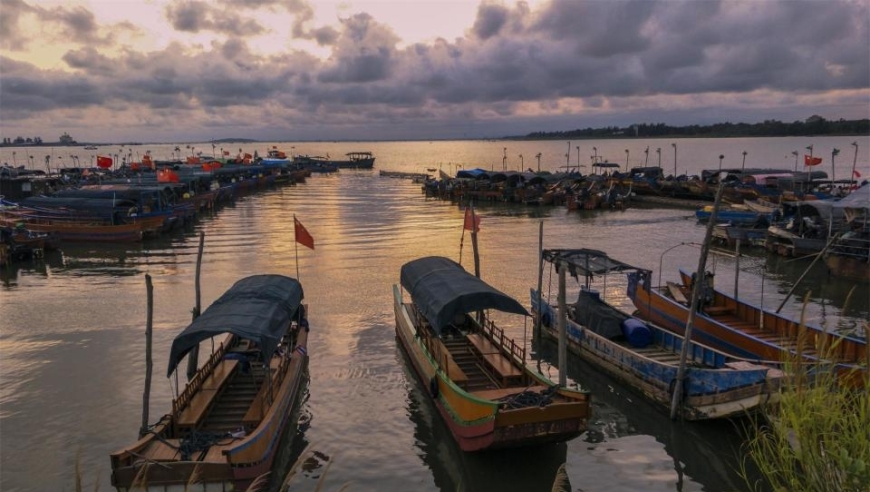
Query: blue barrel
[{"left": 622, "top": 318, "right": 652, "bottom": 348}]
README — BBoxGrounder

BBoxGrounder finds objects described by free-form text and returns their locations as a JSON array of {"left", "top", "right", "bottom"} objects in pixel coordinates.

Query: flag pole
[
  {"left": 294, "top": 214, "right": 300, "bottom": 280},
  {"left": 459, "top": 206, "right": 467, "bottom": 266}
]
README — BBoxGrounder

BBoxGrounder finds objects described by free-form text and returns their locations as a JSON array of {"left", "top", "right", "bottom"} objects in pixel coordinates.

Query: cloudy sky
[{"left": 1, "top": 0, "right": 868, "bottom": 143}]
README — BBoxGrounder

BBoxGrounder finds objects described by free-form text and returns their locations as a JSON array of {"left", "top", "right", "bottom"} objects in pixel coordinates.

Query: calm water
[{"left": 1, "top": 138, "right": 868, "bottom": 492}]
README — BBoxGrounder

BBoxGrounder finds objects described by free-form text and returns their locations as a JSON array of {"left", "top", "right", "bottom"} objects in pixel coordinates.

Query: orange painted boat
[
  {"left": 110, "top": 275, "right": 310, "bottom": 491},
  {"left": 394, "top": 256, "right": 590, "bottom": 451}
]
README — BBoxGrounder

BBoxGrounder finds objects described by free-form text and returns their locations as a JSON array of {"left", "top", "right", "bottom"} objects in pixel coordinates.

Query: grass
[{"left": 741, "top": 293, "right": 870, "bottom": 492}]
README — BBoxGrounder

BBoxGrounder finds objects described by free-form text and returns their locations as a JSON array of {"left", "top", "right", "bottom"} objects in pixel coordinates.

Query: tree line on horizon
[{"left": 515, "top": 117, "right": 870, "bottom": 140}]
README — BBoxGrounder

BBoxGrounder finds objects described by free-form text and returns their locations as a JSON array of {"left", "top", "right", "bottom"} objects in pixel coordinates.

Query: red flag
[
  {"left": 97, "top": 155, "right": 113, "bottom": 169},
  {"left": 854, "top": 170, "right": 862, "bottom": 178},
  {"left": 463, "top": 207, "right": 481, "bottom": 233},
  {"left": 294, "top": 217, "right": 315, "bottom": 250},
  {"left": 223, "top": 150, "right": 230, "bottom": 156},
  {"left": 157, "top": 169, "right": 179, "bottom": 183},
  {"left": 804, "top": 155, "right": 823, "bottom": 166}
]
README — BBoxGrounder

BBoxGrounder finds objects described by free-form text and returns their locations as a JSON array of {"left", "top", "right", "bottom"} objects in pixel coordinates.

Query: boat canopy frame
[
  {"left": 399, "top": 256, "right": 529, "bottom": 334},
  {"left": 542, "top": 248, "right": 648, "bottom": 284},
  {"left": 166, "top": 274, "right": 304, "bottom": 377}
]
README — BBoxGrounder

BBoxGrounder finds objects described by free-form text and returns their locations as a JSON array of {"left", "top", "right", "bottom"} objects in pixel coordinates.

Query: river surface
[{"left": 1, "top": 138, "right": 868, "bottom": 492}]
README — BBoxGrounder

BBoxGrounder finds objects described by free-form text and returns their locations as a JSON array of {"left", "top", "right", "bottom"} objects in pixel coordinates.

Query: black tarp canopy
[
  {"left": 399, "top": 256, "right": 528, "bottom": 334},
  {"left": 166, "top": 274, "right": 304, "bottom": 377},
  {"left": 542, "top": 249, "right": 646, "bottom": 280}
]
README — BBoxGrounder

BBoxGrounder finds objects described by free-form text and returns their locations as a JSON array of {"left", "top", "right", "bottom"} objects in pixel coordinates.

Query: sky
[{"left": 1, "top": 0, "right": 868, "bottom": 143}]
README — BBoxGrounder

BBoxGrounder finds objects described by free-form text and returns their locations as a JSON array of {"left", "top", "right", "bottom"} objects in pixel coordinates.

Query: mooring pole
[
  {"left": 470, "top": 207, "right": 481, "bottom": 279},
  {"left": 734, "top": 239, "right": 741, "bottom": 300},
  {"left": 140, "top": 274, "right": 154, "bottom": 437},
  {"left": 535, "top": 221, "right": 544, "bottom": 343},
  {"left": 186, "top": 232, "right": 205, "bottom": 380},
  {"left": 557, "top": 261, "right": 568, "bottom": 387},
  {"left": 670, "top": 180, "right": 726, "bottom": 419}
]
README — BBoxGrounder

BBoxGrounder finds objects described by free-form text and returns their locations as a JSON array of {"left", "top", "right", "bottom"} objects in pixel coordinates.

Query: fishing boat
[
  {"left": 110, "top": 274, "right": 310, "bottom": 490},
  {"left": 329, "top": 151, "right": 375, "bottom": 169},
  {"left": 532, "top": 249, "right": 782, "bottom": 420},
  {"left": 626, "top": 266, "right": 867, "bottom": 387},
  {"left": 824, "top": 183, "right": 869, "bottom": 281},
  {"left": 393, "top": 256, "right": 590, "bottom": 451}
]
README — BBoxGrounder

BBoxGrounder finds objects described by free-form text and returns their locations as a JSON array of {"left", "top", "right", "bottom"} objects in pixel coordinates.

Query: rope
[
  {"left": 177, "top": 429, "right": 242, "bottom": 461},
  {"left": 498, "top": 384, "right": 559, "bottom": 409}
]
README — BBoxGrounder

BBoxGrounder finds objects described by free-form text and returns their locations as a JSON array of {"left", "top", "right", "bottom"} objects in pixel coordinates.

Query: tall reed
[{"left": 741, "top": 294, "right": 869, "bottom": 492}]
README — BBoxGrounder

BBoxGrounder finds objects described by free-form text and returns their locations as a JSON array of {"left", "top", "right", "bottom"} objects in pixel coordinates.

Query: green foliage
[
  {"left": 741, "top": 316, "right": 870, "bottom": 492},
  {"left": 516, "top": 118, "right": 870, "bottom": 140}
]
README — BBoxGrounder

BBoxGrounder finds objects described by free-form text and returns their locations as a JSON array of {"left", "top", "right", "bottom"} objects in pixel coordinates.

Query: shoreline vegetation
[
  {"left": 2, "top": 118, "right": 868, "bottom": 148},
  {"left": 512, "top": 117, "right": 870, "bottom": 141}
]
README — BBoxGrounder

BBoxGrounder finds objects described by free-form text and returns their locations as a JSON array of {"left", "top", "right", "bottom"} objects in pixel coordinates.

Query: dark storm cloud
[
  {"left": 166, "top": 0, "right": 265, "bottom": 34},
  {"left": 0, "top": 0, "right": 32, "bottom": 50},
  {"left": 1, "top": 0, "right": 868, "bottom": 140},
  {"left": 472, "top": 3, "right": 509, "bottom": 40}
]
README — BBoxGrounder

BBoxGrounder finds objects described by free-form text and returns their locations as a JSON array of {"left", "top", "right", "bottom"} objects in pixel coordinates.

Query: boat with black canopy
[
  {"left": 110, "top": 274, "right": 310, "bottom": 491},
  {"left": 393, "top": 256, "right": 590, "bottom": 451}
]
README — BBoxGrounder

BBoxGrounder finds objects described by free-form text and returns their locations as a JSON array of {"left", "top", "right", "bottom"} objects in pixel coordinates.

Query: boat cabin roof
[
  {"left": 542, "top": 248, "right": 647, "bottom": 280},
  {"left": 400, "top": 256, "right": 528, "bottom": 334},
  {"left": 166, "top": 274, "right": 304, "bottom": 377}
]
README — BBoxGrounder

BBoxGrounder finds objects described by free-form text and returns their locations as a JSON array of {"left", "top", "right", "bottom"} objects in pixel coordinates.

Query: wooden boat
[
  {"left": 824, "top": 183, "right": 870, "bottom": 281},
  {"left": 0, "top": 214, "right": 144, "bottom": 242},
  {"left": 627, "top": 267, "right": 867, "bottom": 387},
  {"left": 533, "top": 249, "right": 782, "bottom": 420},
  {"left": 393, "top": 256, "right": 590, "bottom": 451},
  {"left": 329, "top": 151, "right": 375, "bottom": 169},
  {"left": 110, "top": 275, "right": 310, "bottom": 490}
]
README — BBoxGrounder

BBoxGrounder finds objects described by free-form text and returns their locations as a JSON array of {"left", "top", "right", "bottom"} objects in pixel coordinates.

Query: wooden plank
[
  {"left": 481, "top": 352, "right": 523, "bottom": 380},
  {"left": 467, "top": 333, "right": 499, "bottom": 355},
  {"left": 431, "top": 338, "right": 469, "bottom": 386},
  {"left": 704, "top": 306, "right": 735, "bottom": 316},
  {"left": 666, "top": 282, "right": 689, "bottom": 305},
  {"left": 176, "top": 359, "right": 239, "bottom": 429},
  {"left": 472, "top": 385, "right": 549, "bottom": 401}
]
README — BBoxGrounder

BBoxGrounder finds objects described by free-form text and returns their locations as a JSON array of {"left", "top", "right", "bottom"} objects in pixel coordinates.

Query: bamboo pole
[
  {"left": 535, "top": 221, "right": 544, "bottom": 344},
  {"left": 557, "top": 261, "right": 567, "bottom": 387},
  {"left": 670, "top": 180, "right": 726, "bottom": 419},
  {"left": 470, "top": 207, "right": 480, "bottom": 279},
  {"left": 186, "top": 232, "right": 205, "bottom": 380},
  {"left": 140, "top": 274, "right": 154, "bottom": 437},
  {"left": 775, "top": 233, "right": 839, "bottom": 314}
]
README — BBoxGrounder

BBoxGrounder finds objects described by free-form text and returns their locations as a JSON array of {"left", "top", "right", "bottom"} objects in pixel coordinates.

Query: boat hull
[
  {"left": 626, "top": 270, "right": 867, "bottom": 387},
  {"left": 393, "top": 285, "right": 589, "bottom": 451},
  {"left": 532, "top": 291, "right": 779, "bottom": 420},
  {"left": 110, "top": 330, "right": 309, "bottom": 490}
]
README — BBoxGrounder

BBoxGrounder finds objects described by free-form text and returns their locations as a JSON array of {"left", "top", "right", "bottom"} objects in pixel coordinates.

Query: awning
[
  {"left": 399, "top": 256, "right": 528, "bottom": 334},
  {"left": 542, "top": 248, "right": 646, "bottom": 279},
  {"left": 166, "top": 274, "right": 304, "bottom": 377}
]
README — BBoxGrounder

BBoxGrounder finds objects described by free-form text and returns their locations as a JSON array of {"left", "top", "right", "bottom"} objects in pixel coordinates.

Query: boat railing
[
  {"left": 172, "top": 339, "right": 229, "bottom": 416},
  {"left": 481, "top": 319, "right": 526, "bottom": 365}
]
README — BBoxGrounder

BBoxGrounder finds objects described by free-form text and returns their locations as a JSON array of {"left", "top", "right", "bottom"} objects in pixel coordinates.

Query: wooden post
[
  {"left": 670, "top": 180, "right": 726, "bottom": 420},
  {"left": 140, "top": 274, "right": 154, "bottom": 437},
  {"left": 186, "top": 232, "right": 205, "bottom": 380},
  {"left": 535, "top": 221, "right": 544, "bottom": 343},
  {"left": 470, "top": 207, "right": 481, "bottom": 279},
  {"left": 734, "top": 238, "right": 740, "bottom": 300},
  {"left": 557, "top": 261, "right": 567, "bottom": 387}
]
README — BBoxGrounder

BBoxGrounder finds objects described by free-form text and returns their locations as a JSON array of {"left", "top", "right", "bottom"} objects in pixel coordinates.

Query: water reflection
[{"left": 535, "top": 338, "right": 761, "bottom": 492}]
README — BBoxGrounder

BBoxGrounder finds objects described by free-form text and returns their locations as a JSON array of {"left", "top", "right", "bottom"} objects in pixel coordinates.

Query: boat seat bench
[
  {"left": 431, "top": 338, "right": 469, "bottom": 387},
  {"left": 467, "top": 333, "right": 523, "bottom": 385},
  {"left": 176, "top": 358, "right": 240, "bottom": 429}
]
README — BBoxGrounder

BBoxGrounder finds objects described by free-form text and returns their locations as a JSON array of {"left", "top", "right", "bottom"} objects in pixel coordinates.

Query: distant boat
[
  {"left": 329, "top": 151, "right": 375, "bottom": 169},
  {"left": 84, "top": 145, "right": 97, "bottom": 150}
]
